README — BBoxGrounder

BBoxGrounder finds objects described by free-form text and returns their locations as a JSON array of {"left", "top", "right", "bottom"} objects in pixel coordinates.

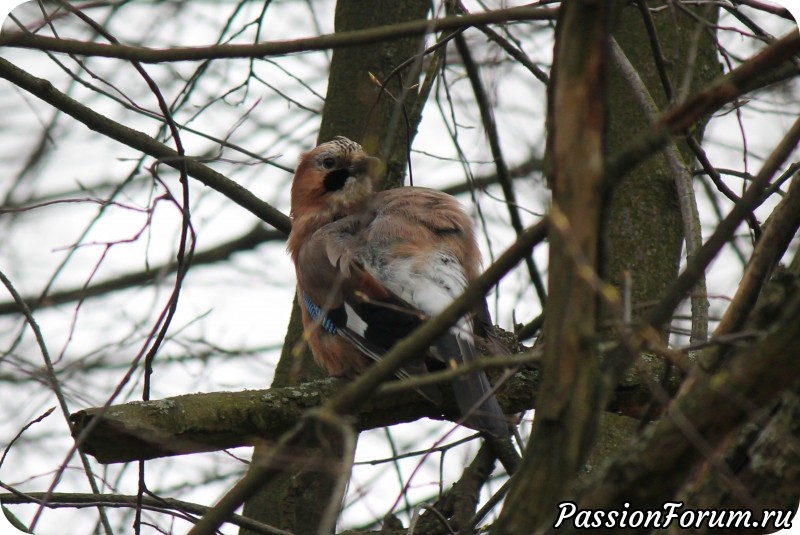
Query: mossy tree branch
[{"left": 69, "top": 368, "right": 536, "bottom": 465}]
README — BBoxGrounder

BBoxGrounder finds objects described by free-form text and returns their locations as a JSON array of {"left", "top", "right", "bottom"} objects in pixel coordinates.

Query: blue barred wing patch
[{"left": 302, "top": 292, "right": 338, "bottom": 335}]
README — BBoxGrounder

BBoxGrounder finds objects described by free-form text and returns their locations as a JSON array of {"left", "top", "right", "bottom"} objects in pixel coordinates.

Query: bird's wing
[
  {"left": 296, "top": 215, "right": 441, "bottom": 402},
  {"left": 298, "top": 188, "right": 508, "bottom": 436},
  {"left": 356, "top": 188, "right": 509, "bottom": 437}
]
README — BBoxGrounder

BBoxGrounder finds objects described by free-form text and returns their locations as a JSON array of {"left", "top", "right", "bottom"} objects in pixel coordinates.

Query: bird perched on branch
[{"left": 287, "top": 136, "right": 509, "bottom": 438}]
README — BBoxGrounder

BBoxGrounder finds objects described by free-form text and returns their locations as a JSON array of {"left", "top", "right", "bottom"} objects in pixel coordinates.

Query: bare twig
[
  {"left": 643, "top": 115, "right": 800, "bottom": 336},
  {"left": 0, "top": 225, "right": 284, "bottom": 316},
  {"left": 688, "top": 136, "right": 762, "bottom": 239},
  {"left": 0, "top": 270, "right": 113, "bottom": 535},
  {"left": 455, "top": 32, "right": 548, "bottom": 309}
]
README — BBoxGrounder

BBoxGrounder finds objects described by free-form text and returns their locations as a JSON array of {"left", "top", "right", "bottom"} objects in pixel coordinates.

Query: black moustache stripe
[{"left": 324, "top": 168, "right": 350, "bottom": 191}]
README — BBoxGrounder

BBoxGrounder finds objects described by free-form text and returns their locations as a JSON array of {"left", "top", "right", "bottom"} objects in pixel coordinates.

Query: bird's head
[{"left": 290, "top": 136, "right": 381, "bottom": 221}]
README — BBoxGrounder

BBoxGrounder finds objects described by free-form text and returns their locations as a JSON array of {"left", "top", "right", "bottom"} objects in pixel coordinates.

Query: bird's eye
[{"left": 321, "top": 157, "right": 336, "bottom": 169}]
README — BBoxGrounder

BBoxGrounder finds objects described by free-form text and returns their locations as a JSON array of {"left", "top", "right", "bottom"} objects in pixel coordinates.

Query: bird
[{"left": 287, "top": 136, "right": 509, "bottom": 438}]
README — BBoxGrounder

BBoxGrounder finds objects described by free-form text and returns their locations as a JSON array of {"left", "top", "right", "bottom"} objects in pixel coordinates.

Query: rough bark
[
  {"left": 70, "top": 366, "right": 539, "bottom": 464},
  {"left": 494, "top": 2, "right": 610, "bottom": 532},
  {"left": 68, "top": 343, "right": 685, "bottom": 465},
  {"left": 560, "top": 268, "right": 800, "bottom": 535},
  {"left": 673, "top": 386, "right": 800, "bottom": 535},
  {"left": 603, "top": 0, "right": 720, "bottom": 331},
  {"left": 587, "top": 0, "right": 722, "bottom": 509}
]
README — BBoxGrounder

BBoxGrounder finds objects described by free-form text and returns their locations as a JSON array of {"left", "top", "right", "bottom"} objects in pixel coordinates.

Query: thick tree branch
[
  {"left": 68, "top": 341, "right": 677, "bottom": 466},
  {"left": 70, "top": 364, "right": 539, "bottom": 465},
  {"left": 0, "top": 6, "right": 558, "bottom": 63}
]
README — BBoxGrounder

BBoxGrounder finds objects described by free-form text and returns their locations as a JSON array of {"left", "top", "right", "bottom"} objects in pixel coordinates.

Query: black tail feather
[{"left": 436, "top": 334, "right": 509, "bottom": 438}]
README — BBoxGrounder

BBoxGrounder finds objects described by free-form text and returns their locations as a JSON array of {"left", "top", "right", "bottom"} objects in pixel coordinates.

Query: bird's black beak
[{"left": 349, "top": 156, "right": 382, "bottom": 177}]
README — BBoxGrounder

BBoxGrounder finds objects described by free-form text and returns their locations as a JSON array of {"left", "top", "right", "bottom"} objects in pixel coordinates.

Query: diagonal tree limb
[
  {"left": 605, "top": 30, "right": 800, "bottom": 187},
  {"left": 704, "top": 171, "right": 800, "bottom": 368},
  {"left": 0, "top": 56, "right": 292, "bottom": 235},
  {"left": 0, "top": 225, "right": 285, "bottom": 316},
  {"left": 563, "top": 269, "right": 800, "bottom": 534},
  {"left": 326, "top": 218, "right": 547, "bottom": 417}
]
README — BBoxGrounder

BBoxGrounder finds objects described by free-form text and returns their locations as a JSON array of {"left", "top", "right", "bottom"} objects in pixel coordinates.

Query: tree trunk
[{"left": 240, "top": 2, "right": 430, "bottom": 533}]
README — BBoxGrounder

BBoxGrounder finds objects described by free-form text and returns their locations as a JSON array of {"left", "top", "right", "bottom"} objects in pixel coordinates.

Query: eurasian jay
[{"left": 287, "top": 136, "right": 509, "bottom": 438}]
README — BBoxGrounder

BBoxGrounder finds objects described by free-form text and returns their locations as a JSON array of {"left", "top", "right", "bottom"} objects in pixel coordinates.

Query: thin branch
[
  {"left": 186, "top": 411, "right": 352, "bottom": 535},
  {"left": 687, "top": 135, "right": 762, "bottom": 239},
  {"left": 456, "top": 1, "right": 550, "bottom": 85},
  {"left": 440, "top": 153, "right": 544, "bottom": 197},
  {"left": 637, "top": 0, "right": 675, "bottom": 103},
  {"left": 0, "top": 56, "right": 292, "bottom": 234},
  {"left": 731, "top": 0, "right": 794, "bottom": 20},
  {"left": 455, "top": 32, "right": 547, "bottom": 308},
  {"left": 0, "top": 225, "right": 284, "bottom": 316},
  {"left": 0, "top": 6, "right": 559, "bottom": 63},
  {"left": 710, "top": 172, "right": 800, "bottom": 359},
  {"left": 0, "top": 492, "right": 290, "bottom": 535},
  {"left": 609, "top": 37, "right": 709, "bottom": 343},
  {"left": 643, "top": 115, "right": 800, "bottom": 336},
  {"left": 0, "top": 270, "right": 113, "bottom": 535},
  {"left": 606, "top": 30, "right": 800, "bottom": 185}
]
